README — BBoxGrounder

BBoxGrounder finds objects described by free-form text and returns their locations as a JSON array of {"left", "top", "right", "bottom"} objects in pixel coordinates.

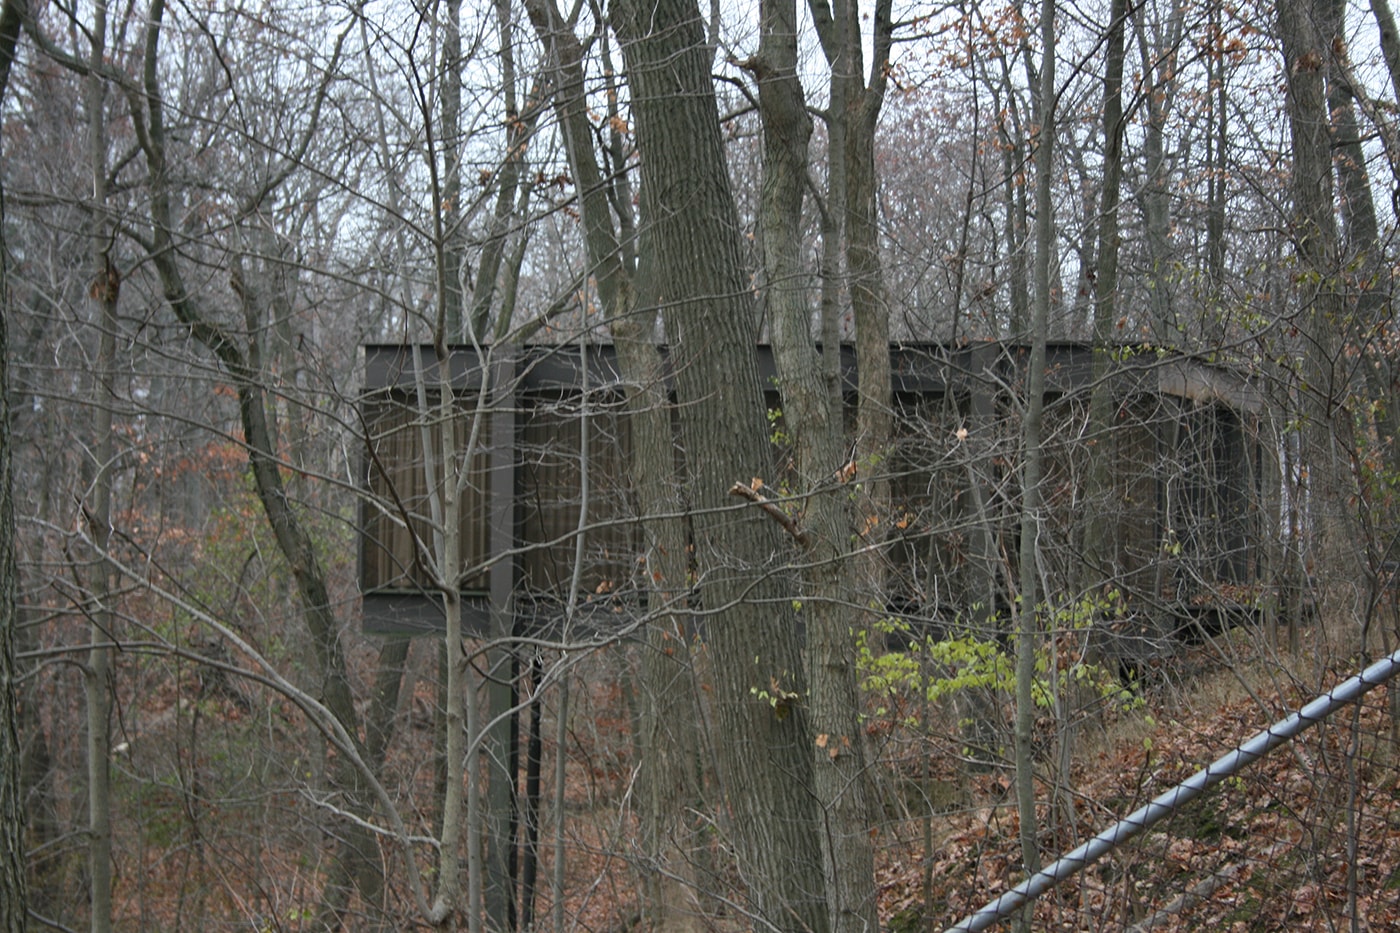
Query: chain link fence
[{"left": 937, "top": 646, "right": 1400, "bottom": 931}]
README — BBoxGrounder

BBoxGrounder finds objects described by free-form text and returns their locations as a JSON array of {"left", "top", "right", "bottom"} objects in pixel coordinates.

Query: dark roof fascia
[
  {"left": 361, "top": 341, "right": 1264, "bottom": 410},
  {"left": 363, "top": 341, "right": 973, "bottom": 396}
]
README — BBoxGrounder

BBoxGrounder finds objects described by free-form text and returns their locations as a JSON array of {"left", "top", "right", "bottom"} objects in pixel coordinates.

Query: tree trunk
[
  {"left": 83, "top": 7, "right": 116, "bottom": 928},
  {"left": 1082, "top": 0, "right": 1128, "bottom": 591},
  {"left": 807, "top": 0, "right": 894, "bottom": 614},
  {"left": 0, "top": 5, "right": 29, "bottom": 924},
  {"left": 1328, "top": 0, "right": 1400, "bottom": 643},
  {"left": 132, "top": 5, "right": 392, "bottom": 923},
  {"left": 522, "top": 3, "right": 707, "bottom": 925},
  {"left": 755, "top": 1, "right": 878, "bottom": 929},
  {"left": 438, "top": 0, "right": 466, "bottom": 343},
  {"left": 990, "top": 49, "right": 1032, "bottom": 340},
  {"left": 470, "top": 0, "right": 532, "bottom": 343},
  {"left": 611, "top": 0, "right": 829, "bottom": 929},
  {"left": 1014, "top": 1, "right": 1055, "bottom": 923},
  {"left": 621, "top": 322, "right": 708, "bottom": 933},
  {"left": 0, "top": 263, "right": 23, "bottom": 933},
  {"left": 1132, "top": 3, "right": 1186, "bottom": 346},
  {"left": 1372, "top": 0, "right": 1400, "bottom": 104},
  {"left": 1205, "top": 0, "right": 1227, "bottom": 337},
  {"left": 1279, "top": 0, "right": 1353, "bottom": 628}
]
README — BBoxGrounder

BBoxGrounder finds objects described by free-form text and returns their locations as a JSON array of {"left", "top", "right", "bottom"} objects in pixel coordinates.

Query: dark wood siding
[
  {"left": 517, "top": 397, "right": 639, "bottom": 601},
  {"left": 359, "top": 344, "right": 1274, "bottom": 633},
  {"left": 361, "top": 395, "right": 492, "bottom": 593}
]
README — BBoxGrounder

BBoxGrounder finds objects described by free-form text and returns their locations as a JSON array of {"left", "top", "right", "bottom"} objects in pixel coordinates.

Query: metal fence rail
[{"left": 944, "top": 645, "right": 1400, "bottom": 932}]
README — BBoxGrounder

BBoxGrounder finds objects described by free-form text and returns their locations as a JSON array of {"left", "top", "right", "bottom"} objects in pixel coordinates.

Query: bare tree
[
  {"left": 1278, "top": 0, "right": 1357, "bottom": 633},
  {"left": 520, "top": 2, "right": 711, "bottom": 928},
  {"left": 0, "top": 5, "right": 29, "bottom": 928},
  {"left": 98, "top": 3, "right": 403, "bottom": 922},
  {"left": 751, "top": 0, "right": 878, "bottom": 928},
  {"left": 1012, "top": 2, "right": 1056, "bottom": 921},
  {"left": 610, "top": 0, "right": 831, "bottom": 928},
  {"left": 806, "top": 0, "right": 895, "bottom": 612}
]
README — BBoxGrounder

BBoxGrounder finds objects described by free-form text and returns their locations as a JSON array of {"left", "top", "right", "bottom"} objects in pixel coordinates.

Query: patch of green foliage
[{"left": 856, "top": 591, "right": 1142, "bottom": 718}]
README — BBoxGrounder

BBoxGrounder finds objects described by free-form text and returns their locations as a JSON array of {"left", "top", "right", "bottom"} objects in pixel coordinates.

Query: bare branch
[{"left": 728, "top": 480, "right": 811, "bottom": 549}]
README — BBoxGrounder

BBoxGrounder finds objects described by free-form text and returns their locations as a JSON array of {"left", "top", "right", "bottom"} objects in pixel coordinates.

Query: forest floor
[
  {"left": 85, "top": 617, "right": 1400, "bottom": 931},
  {"left": 424, "top": 620, "right": 1400, "bottom": 932},
  {"left": 881, "top": 623, "right": 1400, "bottom": 931}
]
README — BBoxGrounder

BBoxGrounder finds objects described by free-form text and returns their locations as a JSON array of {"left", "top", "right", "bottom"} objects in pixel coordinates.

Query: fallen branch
[{"left": 1125, "top": 839, "right": 1292, "bottom": 932}]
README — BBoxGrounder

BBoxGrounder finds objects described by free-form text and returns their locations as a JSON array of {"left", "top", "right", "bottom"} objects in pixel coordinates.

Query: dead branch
[{"left": 729, "top": 480, "right": 811, "bottom": 549}]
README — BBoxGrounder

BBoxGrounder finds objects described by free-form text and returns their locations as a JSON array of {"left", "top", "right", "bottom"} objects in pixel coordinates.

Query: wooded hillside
[{"left": 2, "top": 0, "right": 1400, "bottom": 929}]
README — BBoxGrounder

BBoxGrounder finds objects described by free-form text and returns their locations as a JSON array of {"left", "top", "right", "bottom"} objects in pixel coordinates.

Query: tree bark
[
  {"left": 439, "top": 0, "right": 466, "bottom": 342},
  {"left": 0, "top": 6, "right": 30, "bottom": 927},
  {"left": 83, "top": 7, "right": 116, "bottom": 928},
  {"left": 469, "top": 0, "right": 532, "bottom": 343},
  {"left": 1132, "top": 3, "right": 1186, "bottom": 346},
  {"left": 523, "top": 2, "right": 706, "bottom": 926},
  {"left": 1279, "top": 0, "right": 1353, "bottom": 626},
  {"left": 1372, "top": 0, "right": 1400, "bottom": 104},
  {"left": 1082, "top": 0, "right": 1127, "bottom": 590},
  {"left": 987, "top": 45, "right": 1032, "bottom": 340},
  {"left": 0, "top": 254, "right": 24, "bottom": 933},
  {"left": 1326, "top": 0, "right": 1400, "bottom": 647},
  {"left": 807, "top": 0, "right": 894, "bottom": 611},
  {"left": 611, "top": 0, "right": 829, "bottom": 929},
  {"left": 1205, "top": 0, "right": 1227, "bottom": 334},
  {"left": 1014, "top": 1, "right": 1055, "bottom": 922},
  {"left": 755, "top": 1, "right": 878, "bottom": 929}
]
